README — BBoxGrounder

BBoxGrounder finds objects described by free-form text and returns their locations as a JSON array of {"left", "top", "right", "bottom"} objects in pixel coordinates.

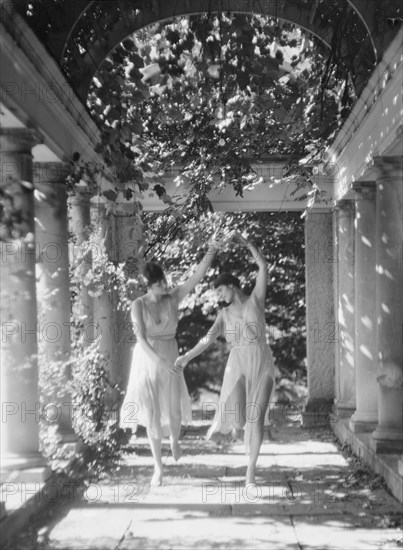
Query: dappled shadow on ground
[{"left": 12, "top": 408, "right": 403, "bottom": 550}]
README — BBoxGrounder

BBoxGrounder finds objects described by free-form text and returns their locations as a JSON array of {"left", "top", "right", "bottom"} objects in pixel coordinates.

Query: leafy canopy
[{"left": 87, "top": 13, "right": 353, "bottom": 222}]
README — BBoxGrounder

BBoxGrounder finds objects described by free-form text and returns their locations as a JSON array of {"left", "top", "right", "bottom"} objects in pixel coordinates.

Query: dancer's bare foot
[
  {"left": 170, "top": 440, "right": 183, "bottom": 461},
  {"left": 231, "top": 427, "right": 242, "bottom": 441},
  {"left": 151, "top": 468, "right": 163, "bottom": 486}
]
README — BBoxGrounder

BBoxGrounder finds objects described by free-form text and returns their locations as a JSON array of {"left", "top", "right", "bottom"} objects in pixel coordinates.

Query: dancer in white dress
[
  {"left": 120, "top": 244, "right": 217, "bottom": 486},
  {"left": 176, "top": 233, "right": 275, "bottom": 485}
]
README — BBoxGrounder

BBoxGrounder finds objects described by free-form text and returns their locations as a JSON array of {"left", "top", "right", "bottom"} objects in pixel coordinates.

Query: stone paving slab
[
  {"left": 47, "top": 507, "right": 135, "bottom": 550},
  {"left": 291, "top": 515, "right": 402, "bottom": 550},
  {"left": 121, "top": 515, "right": 299, "bottom": 550},
  {"left": 11, "top": 410, "right": 403, "bottom": 550}
]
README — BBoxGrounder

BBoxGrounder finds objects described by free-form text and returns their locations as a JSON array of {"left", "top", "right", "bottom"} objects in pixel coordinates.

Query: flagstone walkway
[{"left": 13, "top": 406, "right": 402, "bottom": 550}]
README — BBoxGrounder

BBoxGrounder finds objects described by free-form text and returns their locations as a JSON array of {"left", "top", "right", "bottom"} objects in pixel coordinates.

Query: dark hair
[
  {"left": 142, "top": 262, "right": 165, "bottom": 286},
  {"left": 213, "top": 272, "right": 240, "bottom": 289}
]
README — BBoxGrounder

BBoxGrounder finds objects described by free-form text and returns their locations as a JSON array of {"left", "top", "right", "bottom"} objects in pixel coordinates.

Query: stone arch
[
  {"left": 14, "top": 0, "right": 401, "bottom": 101},
  {"left": 73, "top": 0, "right": 339, "bottom": 98}
]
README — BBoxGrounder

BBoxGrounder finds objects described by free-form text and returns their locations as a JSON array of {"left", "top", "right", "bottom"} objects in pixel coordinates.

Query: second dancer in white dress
[{"left": 176, "top": 233, "right": 275, "bottom": 485}]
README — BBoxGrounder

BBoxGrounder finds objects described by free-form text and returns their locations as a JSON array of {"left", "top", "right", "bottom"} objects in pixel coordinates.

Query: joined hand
[
  {"left": 230, "top": 230, "right": 249, "bottom": 246},
  {"left": 175, "top": 355, "right": 190, "bottom": 369},
  {"left": 158, "top": 357, "right": 182, "bottom": 375}
]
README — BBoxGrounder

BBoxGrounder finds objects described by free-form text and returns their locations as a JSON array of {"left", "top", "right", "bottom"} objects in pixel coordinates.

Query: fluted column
[
  {"left": 0, "top": 128, "right": 48, "bottom": 472},
  {"left": 371, "top": 157, "right": 403, "bottom": 453},
  {"left": 303, "top": 212, "right": 336, "bottom": 426},
  {"left": 68, "top": 186, "right": 94, "bottom": 341},
  {"left": 34, "top": 162, "right": 76, "bottom": 441},
  {"left": 349, "top": 183, "right": 378, "bottom": 432},
  {"left": 334, "top": 200, "right": 356, "bottom": 418}
]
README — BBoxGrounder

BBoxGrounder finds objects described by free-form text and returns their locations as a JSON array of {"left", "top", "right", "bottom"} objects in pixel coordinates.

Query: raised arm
[
  {"left": 131, "top": 299, "right": 181, "bottom": 374},
  {"left": 233, "top": 232, "right": 267, "bottom": 303},
  {"left": 175, "top": 310, "right": 224, "bottom": 368},
  {"left": 170, "top": 243, "right": 218, "bottom": 303}
]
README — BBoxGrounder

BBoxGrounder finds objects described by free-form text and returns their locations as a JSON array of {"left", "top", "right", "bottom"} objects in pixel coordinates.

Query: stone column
[
  {"left": 68, "top": 186, "right": 94, "bottom": 341},
  {"left": 303, "top": 211, "right": 336, "bottom": 426},
  {"left": 112, "top": 201, "right": 143, "bottom": 393},
  {"left": 371, "top": 157, "right": 403, "bottom": 453},
  {"left": 0, "top": 128, "right": 49, "bottom": 476},
  {"left": 34, "top": 162, "right": 76, "bottom": 442},
  {"left": 91, "top": 198, "right": 117, "bottom": 377},
  {"left": 349, "top": 183, "right": 378, "bottom": 432},
  {"left": 333, "top": 200, "right": 356, "bottom": 419}
]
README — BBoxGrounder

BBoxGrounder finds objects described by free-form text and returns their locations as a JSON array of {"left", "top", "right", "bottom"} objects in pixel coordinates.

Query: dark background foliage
[{"left": 143, "top": 210, "right": 306, "bottom": 400}]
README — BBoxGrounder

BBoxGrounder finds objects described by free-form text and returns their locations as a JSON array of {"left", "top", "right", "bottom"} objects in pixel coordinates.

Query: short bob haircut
[
  {"left": 213, "top": 272, "right": 240, "bottom": 289},
  {"left": 142, "top": 262, "right": 165, "bottom": 286}
]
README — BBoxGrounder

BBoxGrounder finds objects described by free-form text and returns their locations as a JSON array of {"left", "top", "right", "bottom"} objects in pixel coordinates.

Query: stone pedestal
[
  {"left": 0, "top": 128, "right": 48, "bottom": 478},
  {"left": 303, "top": 212, "right": 336, "bottom": 427},
  {"left": 334, "top": 200, "right": 356, "bottom": 419},
  {"left": 371, "top": 157, "right": 403, "bottom": 453},
  {"left": 349, "top": 183, "right": 378, "bottom": 433},
  {"left": 34, "top": 163, "right": 76, "bottom": 442}
]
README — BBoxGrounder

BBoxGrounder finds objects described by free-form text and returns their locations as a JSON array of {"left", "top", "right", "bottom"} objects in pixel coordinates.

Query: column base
[
  {"left": 1, "top": 466, "right": 52, "bottom": 483},
  {"left": 334, "top": 403, "right": 355, "bottom": 419},
  {"left": 370, "top": 428, "right": 403, "bottom": 453},
  {"left": 349, "top": 412, "right": 378, "bottom": 433},
  {"left": 302, "top": 399, "right": 334, "bottom": 428},
  {"left": 57, "top": 428, "right": 79, "bottom": 444},
  {"left": 0, "top": 453, "right": 51, "bottom": 483}
]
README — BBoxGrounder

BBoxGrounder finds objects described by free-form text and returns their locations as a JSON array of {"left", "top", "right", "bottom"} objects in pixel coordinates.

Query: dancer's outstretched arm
[
  {"left": 232, "top": 232, "right": 267, "bottom": 302},
  {"left": 175, "top": 310, "right": 224, "bottom": 368},
  {"left": 170, "top": 243, "right": 218, "bottom": 303}
]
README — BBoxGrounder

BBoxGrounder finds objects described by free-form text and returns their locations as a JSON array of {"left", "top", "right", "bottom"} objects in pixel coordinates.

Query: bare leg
[
  {"left": 169, "top": 375, "right": 183, "bottom": 461},
  {"left": 246, "top": 373, "right": 274, "bottom": 485},
  {"left": 226, "top": 377, "right": 246, "bottom": 440},
  {"left": 147, "top": 429, "right": 163, "bottom": 486}
]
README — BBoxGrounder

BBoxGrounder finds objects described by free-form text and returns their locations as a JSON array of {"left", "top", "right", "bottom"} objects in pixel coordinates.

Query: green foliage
[
  {"left": 0, "top": 177, "right": 35, "bottom": 242},
  {"left": 39, "top": 332, "right": 131, "bottom": 477},
  {"left": 143, "top": 211, "right": 306, "bottom": 398},
  {"left": 68, "top": 224, "right": 141, "bottom": 313},
  {"left": 68, "top": 338, "right": 131, "bottom": 477},
  {"left": 85, "top": 13, "right": 354, "bottom": 215},
  {"left": 65, "top": 158, "right": 104, "bottom": 197},
  {"left": 39, "top": 219, "right": 145, "bottom": 476}
]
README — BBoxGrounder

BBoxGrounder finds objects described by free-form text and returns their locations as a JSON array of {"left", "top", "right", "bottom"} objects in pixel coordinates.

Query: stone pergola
[{"left": 0, "top": 0, "right": 402, "bottom": 505}]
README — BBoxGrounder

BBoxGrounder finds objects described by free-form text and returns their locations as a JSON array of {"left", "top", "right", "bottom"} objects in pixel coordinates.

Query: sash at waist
[{"left": 148, "top": 334, "right": 176, "bottom": 341}]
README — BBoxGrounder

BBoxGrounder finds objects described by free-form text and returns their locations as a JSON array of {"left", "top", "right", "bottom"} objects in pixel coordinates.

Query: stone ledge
[{"left": 331, "top": 417, "right": 403, "bottom": 503}]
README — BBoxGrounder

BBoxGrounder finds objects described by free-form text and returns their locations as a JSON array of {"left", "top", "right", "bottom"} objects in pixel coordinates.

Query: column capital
[
  {"left": 67, "top": 186, "right": 93, "bottom": 205},
  {"left": 352, "top": 181, "right": 376, "bottom": 199},
  {"left": 111, "top": 201, "right": 139, "bottom": 218},
  {"left": 373, "top": 156, "right": 403, "bottom": 180},
  {"left": 34, "top": 162, "right": 71, "bottom": 185},
  {"left": 334, "top": 199, "right": 355, "bottom": 213},
  {"left": 0, "top": 127, "right": 42, "bottom": 153}
]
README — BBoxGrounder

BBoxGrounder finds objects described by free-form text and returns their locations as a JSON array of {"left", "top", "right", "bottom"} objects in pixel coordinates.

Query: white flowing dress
[
  {"left": 120, "top": 294, "right": 192, "bottom": 439},
  {"left": 206, "top": 293, "right": 275, "bottom": 453}
]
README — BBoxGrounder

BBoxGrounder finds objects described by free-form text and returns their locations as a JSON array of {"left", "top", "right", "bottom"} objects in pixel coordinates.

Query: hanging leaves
[{"left": 84, "top": 13, "right": 354, "bottom": 219}]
